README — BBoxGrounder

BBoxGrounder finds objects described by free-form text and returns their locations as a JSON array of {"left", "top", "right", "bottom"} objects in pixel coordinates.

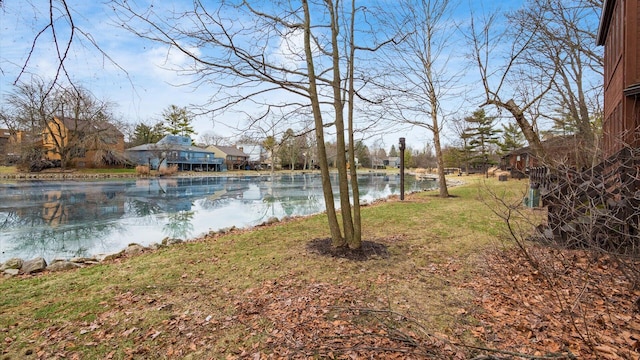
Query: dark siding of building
[{"left": 598, "top": 0, "right": 640, "bottom": 157}]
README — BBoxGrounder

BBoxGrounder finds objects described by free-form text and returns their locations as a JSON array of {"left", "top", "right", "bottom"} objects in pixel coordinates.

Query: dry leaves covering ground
[
  {"left": 3, "top": 240, "right": 639, "bottom": 359},
  {"left": 463, "top": 245, "right": 640, "bottom": 360},
  {"left": 8, "top": 275, "right": 463, "bottom": 359}
]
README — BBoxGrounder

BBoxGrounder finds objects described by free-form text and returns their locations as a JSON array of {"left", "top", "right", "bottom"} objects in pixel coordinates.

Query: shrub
[
  {"left": 158, "top": 164, "right": 178, "bottom": 176},
  {"left": 29, "top": 159, "right": 57, "bottom": 172},
  {"left": 135, "top": 165, "right": 150, "bottom": 176}
]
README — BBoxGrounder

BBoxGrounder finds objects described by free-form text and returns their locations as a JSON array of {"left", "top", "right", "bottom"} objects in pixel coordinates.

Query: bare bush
[
  {"left": 158, "top": 165, "right": 178, "bottom": 176},
  {"left": 531, "top": 147, "right": 640, "bottom": 286},
  {"left": 135, "top": 165, "right": 150, "bottom": 176}
]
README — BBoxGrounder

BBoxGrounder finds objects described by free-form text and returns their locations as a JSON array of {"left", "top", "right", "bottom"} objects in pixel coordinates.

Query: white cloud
[
  {"left": 145, "top": 44, "right": 202, "bottom": 83},
  {"left": 270, "top": 28, "right": 307, "bottom": 71}
]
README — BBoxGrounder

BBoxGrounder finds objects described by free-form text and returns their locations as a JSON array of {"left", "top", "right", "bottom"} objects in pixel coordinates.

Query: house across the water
[
  {"left": 126, "top": 135, "right": 224, "bottom": 172},
  {"left": 43, "top": 116, "right": 126, "bottom": 168},
  {"left": 206, "top": 145, "right": 249, "bottom": 170}
]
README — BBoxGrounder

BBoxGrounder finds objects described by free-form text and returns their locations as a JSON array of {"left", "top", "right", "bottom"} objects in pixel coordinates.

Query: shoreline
[
  {"left": 1, "top": 169, "right": 447, "bottom": 273},
  {"left": 0, "top": 168, "right": 404, "bottom": 181}
]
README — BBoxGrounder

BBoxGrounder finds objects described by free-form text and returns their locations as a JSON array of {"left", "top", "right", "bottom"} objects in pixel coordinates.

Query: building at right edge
[{"left": 597, "top": 0, "right": 640, "bottom": 157}]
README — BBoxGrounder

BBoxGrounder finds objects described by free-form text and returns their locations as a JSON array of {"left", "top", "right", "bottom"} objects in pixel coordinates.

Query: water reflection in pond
[{"left": 0, "top": 173, "right": 436, "bottom": 262}]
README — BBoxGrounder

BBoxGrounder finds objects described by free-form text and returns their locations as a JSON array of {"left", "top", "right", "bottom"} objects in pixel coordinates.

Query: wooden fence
[{"left": 530, "top": 147, "right": 639, "bottom": 253}]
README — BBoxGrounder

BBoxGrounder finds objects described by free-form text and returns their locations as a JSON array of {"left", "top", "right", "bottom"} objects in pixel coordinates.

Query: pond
[{"left": 0, "top": 173, "right": 437, "bottom": 263}]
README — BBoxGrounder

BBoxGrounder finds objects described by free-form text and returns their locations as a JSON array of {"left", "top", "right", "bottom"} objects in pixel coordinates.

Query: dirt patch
[
  {"left": 425, "top": 194, "right": 459, "bottom": 199},
  {"left": 306, "top": 238, "right": 390, "bottom": 261}
]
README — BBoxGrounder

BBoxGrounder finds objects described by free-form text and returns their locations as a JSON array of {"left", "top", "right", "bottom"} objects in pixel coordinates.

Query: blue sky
[{"left": 0, "top": 0, "right": 560, "bottom": 151}]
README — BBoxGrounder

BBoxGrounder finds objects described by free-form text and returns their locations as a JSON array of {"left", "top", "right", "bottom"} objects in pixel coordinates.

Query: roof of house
[
  {"left": 208, "top": 145, "right": 248, "bottom": 157},
  {"left": 127, "top": 135, "right": 214, "bottom": 154},
  {"left": 597, "top": 0, "right": 615, "bottom": 45},
  {"left": 53, "top": 116, "right": 123, "bottom": 137},
  {"left": 505, "top": 135, "right": 580, "bottom": 156}
]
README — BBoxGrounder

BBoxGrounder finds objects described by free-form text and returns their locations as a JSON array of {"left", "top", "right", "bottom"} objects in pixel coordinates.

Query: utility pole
[{"left": 399, "top": 137, "right": 405, "bottom": 200}]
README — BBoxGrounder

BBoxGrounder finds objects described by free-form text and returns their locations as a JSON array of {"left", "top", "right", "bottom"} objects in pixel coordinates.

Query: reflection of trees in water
[
  {"left": 163, "top": 211, "right": 194, "bottom": 239},
  {"left": 126, "top": 199, "right": 164, "bottom": 217},
  {"left": 356, "top": 173, "right": 436, "bottom": 196},
  {"left": 138, "top": 177, "right": 247, "bottom": 212},
  {"left": 1, "top": 175, "right": 437, "bottom": 261},
  {"left": 5, "top": 223, "right": 122, "bottom": 260},
  {"left": 196, "top": 191, "right": 231, "bottom": 210},
  {"left": 1, "top": 182, "right": 129, "bottom": 261},
  {"left": 0, "top": 210, "right": 47, "bottom": 230},
  {"left": 258, "top": 176, "right": 324, "bottom": 218},
  {"left": 1, "top": 184, "right": 126, "bottom": 228}
]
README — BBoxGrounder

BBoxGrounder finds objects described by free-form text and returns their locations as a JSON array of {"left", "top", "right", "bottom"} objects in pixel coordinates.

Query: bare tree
[
  {"left": 465, "top": 0, "right": 603, "bottom": 165},
  {"left": 4, "top": 1, "right": 127, "bottom": 99},
  {"left": 3, "top": 78, "right": 120, "bottom": 169},
  {"left": 465, "top": 11, "right": 549, "bottom": 158},
  {"left": 44, "top": 86, "right": 120, "bottom": 168},
  {"left": 448, "top": 117, "right": 474, "bottom": 173},
  {"left": 198, "top": 131, "right": 226, "bottom": 147},
  {"left": 3, "top": 77, "right": 52, "bottom": 130},
  {"left": 242, "top": 108, "right": 313, "bottom": 175},
  {"left": 112, "top": 0, "right": 390, "bottom": 249},
  {"left": 378, "top": 0, "right": 460, "bottom": 198},
  {"left": 1, "top": 78, "right": 55, "bottom": 167},
  {"left": 507, "top": 0, "right": 603, "bottom": 166}
]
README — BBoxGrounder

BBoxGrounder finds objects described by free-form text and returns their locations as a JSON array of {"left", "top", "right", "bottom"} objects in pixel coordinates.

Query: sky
[{"left": 0, "top": 0, "right": 549, "bottom": 152}]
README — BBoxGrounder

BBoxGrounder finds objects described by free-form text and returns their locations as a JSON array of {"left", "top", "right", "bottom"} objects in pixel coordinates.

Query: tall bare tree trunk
[
  {"left": 302, "top": 0, "right": 343, "bottom": 246},
  {"left": 346, "top": 0, "right": 362, "bottom": 248},
  {"left": 378, "top": 0, "right": 455, "bottom": 198},
  {"left": 112, "top": 0, "right": 370, "bottom": 249},
  {"left": 432, "top": 116, "right": 449, "bottom": 198},
  {"left": 328, "top": 0, "right": 354, "bottom": 247}
]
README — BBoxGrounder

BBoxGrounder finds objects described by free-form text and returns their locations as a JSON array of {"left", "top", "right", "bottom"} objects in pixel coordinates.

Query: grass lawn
[
  {"left": 0, "top": 166, "right": 137, "bottom": 176},
  {"left": 1, "top": 176, "right": 635, "bottom": 359},
  {"left": 74, "top": 168, "right": 136, "bottom": 174},
  {"left": 0, "top": 166, "right": 17, "bottom": 174}
]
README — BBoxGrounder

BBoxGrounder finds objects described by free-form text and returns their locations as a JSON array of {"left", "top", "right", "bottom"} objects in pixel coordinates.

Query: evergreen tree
[
  {"left": 388, "top": 145, "right": 398, "bottom": 157},
  {"left": 404, "top": 148, "right": 414, "bottom": 168},
  {"left": 262, "top": 135, "right": 277, "bottom": 173},
  {"left": 161, "top": 105, "right": 195, "bottom": 137},
  {"left": 131, "top": 122, "right": 165, "bottom": 146},
  {"left": 442, "top": 146, "right": 465, "bottom": 169},
  {"left": 549, "top": 111, "right": 578, "bottom": 136},
  {"left": 459, "top": 128, "right": 475, "bottom": 173},
  {"left": 278, "top": 128, "right": 299, "bottom": 170},
  {"left": 464, "top": 109, "right": 501, "bottom": 167},
  {"left": 354, "top": 141, "right": 371, "bottom": 168},
  {"left": 499, "top": 122, "right": 526, "bottom": 155}
]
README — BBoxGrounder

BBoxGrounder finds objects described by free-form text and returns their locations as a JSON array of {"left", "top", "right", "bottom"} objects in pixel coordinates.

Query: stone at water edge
[
  {"left": 69, "top": 256, "right": 99, "bottom": 264},
  {"left": 95, "top": 251, "right": 124, "bottom": 262},
  {"left": 1, "top": 258, "right": 23, "bottom": 271},
  {"left": 3, "top": 268, "right": 20, "bottom": 277},
  {"left": 124, "top": 243, "right": 146, "bottom": 256},
  {"left": 161, "top": 238, "right": 183, "bottom": 246},
  {"left": 47, "top": 261, "right": 82, "bottom": 272},
  {"left": 21, "top": 257, "right": 47, "bottom": 274}
]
